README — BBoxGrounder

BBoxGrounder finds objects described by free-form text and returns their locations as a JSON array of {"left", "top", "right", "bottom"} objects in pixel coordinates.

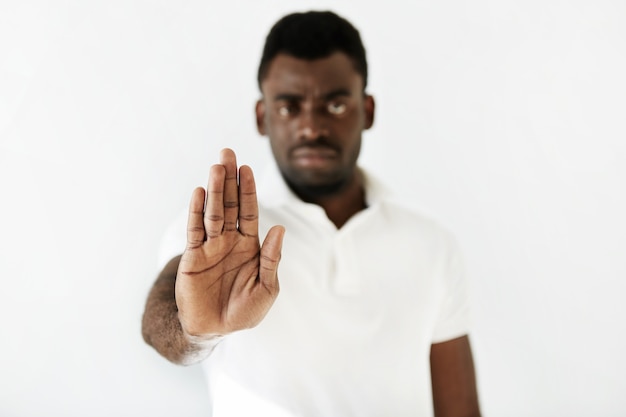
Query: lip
[{"left": 290, "top": 146, "right": 338, "bottom": 167}]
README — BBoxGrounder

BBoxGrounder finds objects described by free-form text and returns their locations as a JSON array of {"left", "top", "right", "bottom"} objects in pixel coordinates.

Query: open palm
[{"left": 175, "top": 149, "right": 285, "bottom": 337}]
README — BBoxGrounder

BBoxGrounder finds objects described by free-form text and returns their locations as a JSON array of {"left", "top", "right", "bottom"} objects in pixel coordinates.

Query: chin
[{"left": 284, "top": 174, "right": 349, "bottom": 199}]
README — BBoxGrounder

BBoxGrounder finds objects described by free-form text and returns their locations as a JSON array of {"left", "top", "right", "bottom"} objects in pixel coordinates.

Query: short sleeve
[
  {"left": 431, "top": 235, "right": 472, "bottom": 343},
  {"left": 157, "top": 209, "right": 188, "bottom": 270}
]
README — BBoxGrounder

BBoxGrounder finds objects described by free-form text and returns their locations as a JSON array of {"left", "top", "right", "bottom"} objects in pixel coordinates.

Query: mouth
[{"left": 290, "top": 145, "right": 338, "bottom": 168}]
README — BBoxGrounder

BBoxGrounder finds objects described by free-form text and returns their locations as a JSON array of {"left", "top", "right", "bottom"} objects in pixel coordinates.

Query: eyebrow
[
  {"left": 324, "top": 88, "right": 352, "bottom": 100},
  {"left": 272, "top": 88, "right": 352, "bottom": 102}
]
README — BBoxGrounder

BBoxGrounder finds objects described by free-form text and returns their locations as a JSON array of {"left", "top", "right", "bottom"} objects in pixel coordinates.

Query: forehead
[{"left": 261, "top": 52, "right": 363, "bottom": 97}]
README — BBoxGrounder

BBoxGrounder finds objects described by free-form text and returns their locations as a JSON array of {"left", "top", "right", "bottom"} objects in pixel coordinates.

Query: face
[{"left": 256, "top": 52, "right": 375, "bottom": 198}]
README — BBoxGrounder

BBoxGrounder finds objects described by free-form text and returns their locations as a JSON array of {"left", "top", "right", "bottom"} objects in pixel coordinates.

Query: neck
[{"left": 291, "top": 171, "right": 367, "bottom": 229}]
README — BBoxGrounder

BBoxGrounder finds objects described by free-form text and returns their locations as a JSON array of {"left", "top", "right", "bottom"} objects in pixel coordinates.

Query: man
[{"left": 142, "top": 10, "right": 481, "bottom": 417}]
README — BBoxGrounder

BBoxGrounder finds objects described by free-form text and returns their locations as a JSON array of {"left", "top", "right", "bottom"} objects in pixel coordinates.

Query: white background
[{"left": 1, "top": 0, "right": 625, "bottom": 416}]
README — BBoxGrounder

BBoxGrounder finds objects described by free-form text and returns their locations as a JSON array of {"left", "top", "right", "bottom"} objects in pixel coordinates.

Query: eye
[
  {"left": 277, "top": 102, "right": 298, "bottom": 117},
  {"left": 327, "top": 101, "right": 347, "bottom": 115}
]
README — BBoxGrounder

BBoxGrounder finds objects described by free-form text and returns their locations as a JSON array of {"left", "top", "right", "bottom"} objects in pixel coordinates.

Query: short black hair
[{"left": 257, "top": 11, "right": 368, "bottom": 90}]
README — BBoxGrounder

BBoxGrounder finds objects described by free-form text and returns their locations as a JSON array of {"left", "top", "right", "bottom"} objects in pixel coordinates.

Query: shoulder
[
  {"left": 364, "top": 170, "right": 452, "bottom": 233},
  {"left": 362, "top": 168, "right": 461, "bottom": 249},
  {"left": 157, "top": 209, "right": 188, "bottom": 270},
  {"left": 379, "top": 198, "right": 459, "bottom": 246}
]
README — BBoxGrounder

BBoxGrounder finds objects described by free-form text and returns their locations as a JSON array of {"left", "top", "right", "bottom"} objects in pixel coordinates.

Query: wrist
[{"left": 178, "top": 322, "right": 226, "bottom": 365}]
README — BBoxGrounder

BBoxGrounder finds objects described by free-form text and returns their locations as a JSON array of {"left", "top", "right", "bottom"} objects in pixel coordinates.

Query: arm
[
  {"left": 430, "top": 335, "right": 481, "bottom": 417},
  {"left": 141, "top": 148, "right": 285, "bottom": 365},
  {"left": 142, "top": 255, "right": 210, "bottom": 365}
]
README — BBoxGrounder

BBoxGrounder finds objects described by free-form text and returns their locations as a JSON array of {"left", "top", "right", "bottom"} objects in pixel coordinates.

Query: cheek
[
  {"left": 334, "top": 114, "right": 363, "bottom": 137},
  {"left": 267, "top": 116, "right": 297, "bottom": 139},
  {"left": 267, "top": 121, "right": 294, "bottom": 155}
]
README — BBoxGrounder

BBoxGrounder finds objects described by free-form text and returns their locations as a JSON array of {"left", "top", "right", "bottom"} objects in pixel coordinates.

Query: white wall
[{"left": 1, "top": 1, "right": 624, "bottom": 416}]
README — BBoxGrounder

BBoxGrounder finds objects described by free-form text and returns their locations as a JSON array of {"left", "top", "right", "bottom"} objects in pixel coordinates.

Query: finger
[
  {"left": 238, "top": 165, "right": 259, "bottom": 237},
  {"left": 220, "top": 148, "right": 238, "bottom": 233},
  {"left": 205, "top": 164, "right": 225, "bottom": 238},
  {"left": 258, "top": 225, "right": 285, "bottom": 291},
  {"left": 186, "top": 187, "right": 206, "bottom": 249}
]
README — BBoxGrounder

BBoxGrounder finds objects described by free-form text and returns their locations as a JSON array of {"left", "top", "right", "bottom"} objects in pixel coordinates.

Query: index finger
[{"left": 237, "top": 165, "right": 258, "bottom": 238}]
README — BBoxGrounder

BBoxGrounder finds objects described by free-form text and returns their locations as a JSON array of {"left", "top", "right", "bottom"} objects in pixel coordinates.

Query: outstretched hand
[{"left": 175, "top": 148, "right": 285, "bottom": 338}]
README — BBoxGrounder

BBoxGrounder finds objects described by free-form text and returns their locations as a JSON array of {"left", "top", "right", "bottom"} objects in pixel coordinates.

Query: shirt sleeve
[
  {"left": 157, "top": 209, "right": 188, "bottom": 270},
  {"left": 431, "top": 234, "right": 472, "bottom": 344}
]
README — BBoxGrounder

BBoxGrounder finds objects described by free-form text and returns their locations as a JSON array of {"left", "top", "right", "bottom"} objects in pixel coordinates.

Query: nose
[{"left": 297, "top": 108, "right": 328, "bottom": 141}]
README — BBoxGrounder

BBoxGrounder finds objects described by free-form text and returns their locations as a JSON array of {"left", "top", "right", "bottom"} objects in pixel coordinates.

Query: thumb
[{"left": 259, "top": 225, "right": 285, "bottom": 290}]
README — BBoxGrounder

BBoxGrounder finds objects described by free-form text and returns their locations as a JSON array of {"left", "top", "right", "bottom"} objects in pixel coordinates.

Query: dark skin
[
  {"left": 255, "top": 53, "right": 374, "bottom": 228},
  {"left": 142, "top": 52, "right": 480, "bottom": 416},
  {"left": 431, "top": 335, "right": 481, "bottom": 417}
]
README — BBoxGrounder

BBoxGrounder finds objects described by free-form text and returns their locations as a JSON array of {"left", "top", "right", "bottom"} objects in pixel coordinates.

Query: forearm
[{"left": 141, "top": 256, "right": 221, "bottom": 365}]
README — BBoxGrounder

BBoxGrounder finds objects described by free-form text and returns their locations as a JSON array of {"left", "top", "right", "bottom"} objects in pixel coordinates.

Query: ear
[
  {"left": 255, "top": 99, "right": 266, "bottom": 136},
  {"left": 363, "top": 94, "right": 375, "bottom": 130}
]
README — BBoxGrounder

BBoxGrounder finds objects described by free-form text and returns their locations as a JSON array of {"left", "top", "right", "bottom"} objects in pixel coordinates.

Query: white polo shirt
[{"left": 159, "top": 163, "right": 471, "bottom": 417}]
